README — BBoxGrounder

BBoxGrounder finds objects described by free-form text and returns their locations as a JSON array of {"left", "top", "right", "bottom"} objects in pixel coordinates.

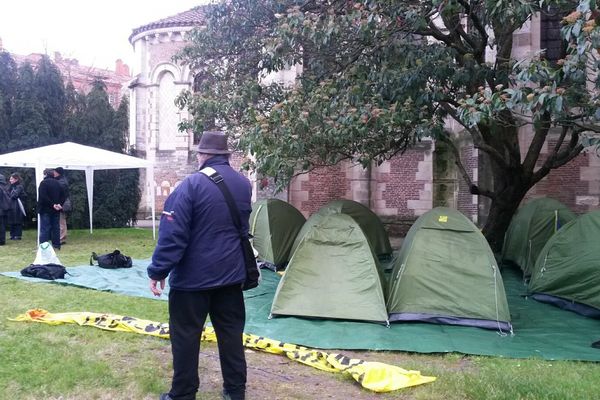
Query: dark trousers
[
  {"left": 0, "top": 215, "right": 6, "bottom": 244},
  {"left": 168, "top": 284, "right": 247, "bottom": 400},
  {"left": 39, "top": 212, "right": 60, "bottom": 248},
  {"left": 10, "top": 223, "right": 22, "bottom": 239}
]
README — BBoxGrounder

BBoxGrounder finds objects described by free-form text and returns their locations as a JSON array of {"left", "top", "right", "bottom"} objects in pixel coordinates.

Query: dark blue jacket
[
  {"left": 37, "top": 176, "right": 65, "bottom": 215},
  {"left": 8, "top": 182, "right": 26, "bottom": 224},
  {"left": 147, "top": 155, "right": 252, "bottom": 290}
]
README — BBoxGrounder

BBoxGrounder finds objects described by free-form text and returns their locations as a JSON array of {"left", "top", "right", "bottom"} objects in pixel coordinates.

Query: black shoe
[
  {"left": 159, "top": 393, "right": 173, "bottom": 400},
  {"left": 223, "top": 390, "right": 245, "bottom": 400},
  {"left": 0, "top": 242, "right": 5, "bottom": 246}
]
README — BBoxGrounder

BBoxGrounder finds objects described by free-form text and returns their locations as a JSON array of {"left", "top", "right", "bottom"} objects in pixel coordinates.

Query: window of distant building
[
  {"left": 540, "top": 7, "right": 567, "bottom": 64},
  {"left": 108, "top": 92, "right": 119, "bottom": 108}
]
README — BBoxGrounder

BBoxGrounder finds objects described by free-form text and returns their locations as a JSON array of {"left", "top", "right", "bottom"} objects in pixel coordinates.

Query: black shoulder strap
[{"left": 200, "top": 167, "right": 243, "bottom": 235}]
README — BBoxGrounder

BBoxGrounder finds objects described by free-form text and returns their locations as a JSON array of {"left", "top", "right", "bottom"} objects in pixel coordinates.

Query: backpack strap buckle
[{"left": 200, "top": 167, "right": 223, "bottom": 183}]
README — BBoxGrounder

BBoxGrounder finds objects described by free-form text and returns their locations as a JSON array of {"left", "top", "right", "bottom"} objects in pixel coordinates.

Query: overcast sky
[{"left": 0, "top": 0, "right": 208, "bottom": 71}]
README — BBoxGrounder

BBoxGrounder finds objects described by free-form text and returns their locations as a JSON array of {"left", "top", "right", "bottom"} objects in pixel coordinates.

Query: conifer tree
[
  {"left": 0, "top": 52, "right": 17, "bottom": 152},
  {"left": 10, "top": 62, "right": 50, "bottom": 150},
  {"left": 63, "top": 80, "right": 87, "bottom": 142},
  {"left": 34, "top": 55, "right": 66, "bottom": 139}
]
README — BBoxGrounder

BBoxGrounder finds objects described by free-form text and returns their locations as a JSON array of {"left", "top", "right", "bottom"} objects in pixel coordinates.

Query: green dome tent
[
  {"left": 501, "top": 198, "right": 576, "bottom": 278},
  {"left": 270, "top": 213, "right": 389, "bottom": 324},
  {"left": 528, "top": 210, "right": 600, "bottom": 318},
  {"left": 387, "top": 207, "right": 512, "bottom": 331},
  {"left": 249, "top": 199, "right": 306, "bottom": 267},
  {"left": 290, "top": 199, "right": 393, "bottom": 259}
]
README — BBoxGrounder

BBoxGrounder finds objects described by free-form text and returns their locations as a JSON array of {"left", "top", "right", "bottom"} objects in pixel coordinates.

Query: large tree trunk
[
  {"left": 482, "top": 195, "right": 524, "bottom": 253},
  {"left": 480, "top": 159, "right": 531, "bottom": 253}
]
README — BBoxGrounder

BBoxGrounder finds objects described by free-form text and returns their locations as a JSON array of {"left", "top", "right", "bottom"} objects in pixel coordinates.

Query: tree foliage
[
  {"left": 0, "top": 52, "right": 140, "bottom": 228},
  {"left": 176, "top": 0, "right": 600, "bottom": 250}
]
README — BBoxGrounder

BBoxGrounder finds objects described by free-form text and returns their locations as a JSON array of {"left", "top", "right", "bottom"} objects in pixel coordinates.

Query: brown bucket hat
[{"left": 197, "top": 131, "right": 231, "bottom": 154}]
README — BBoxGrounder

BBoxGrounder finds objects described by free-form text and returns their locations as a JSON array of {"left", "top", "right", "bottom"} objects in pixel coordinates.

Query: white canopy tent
[{"left": 0, "top": 142, "right": 156, "bottom": 238}]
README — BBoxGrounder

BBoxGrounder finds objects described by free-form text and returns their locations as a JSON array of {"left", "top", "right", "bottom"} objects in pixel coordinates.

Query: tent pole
[
  {"left": 85, "top": 168, "right": 94, "bottom": 234},
  {"left": 35, "top": 164, "right": 44, "bottom": 245},
  {"left": 148, "top": 167, "right": 156, "bottom": 240}
]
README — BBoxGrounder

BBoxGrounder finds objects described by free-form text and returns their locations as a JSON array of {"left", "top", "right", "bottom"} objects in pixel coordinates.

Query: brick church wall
[
  {"left": 288, "top": 143, "right": 433, "bottom": 237},
  {"left": 134, "top": 8, "right": 600, "bottom": 230},
  {"left": 288, "top": 163, "right": 349, "bottom": 217},
  {"left": 525, "top": 145, "right": 600, "bottom": 214}
]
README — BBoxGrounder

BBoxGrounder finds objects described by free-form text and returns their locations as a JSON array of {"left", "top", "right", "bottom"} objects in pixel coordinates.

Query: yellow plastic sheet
[{"left": 11, "top": 309, "right": 436, "bottom": 392}]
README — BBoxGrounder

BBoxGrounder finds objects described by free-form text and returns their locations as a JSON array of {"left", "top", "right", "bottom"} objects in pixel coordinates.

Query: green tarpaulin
[{"left": 3, "top": 262, "right": 600, "bottom": 361}]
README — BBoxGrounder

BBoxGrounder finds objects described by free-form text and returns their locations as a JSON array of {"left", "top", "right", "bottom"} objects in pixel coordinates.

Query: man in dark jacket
[
  {"left": 0, "top": 174, "right": 10, "bottom": 245},
  {"left": 148, "top": 131, "right": 251, "bottom": 400},
  {"left": 38, "top": 168, "right": 65, "bottom": 249}
]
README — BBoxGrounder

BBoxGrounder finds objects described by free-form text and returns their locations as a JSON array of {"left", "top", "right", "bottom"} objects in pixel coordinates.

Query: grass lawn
[{"left": 0, "top": 228, "right": 599, "bottom": 399}]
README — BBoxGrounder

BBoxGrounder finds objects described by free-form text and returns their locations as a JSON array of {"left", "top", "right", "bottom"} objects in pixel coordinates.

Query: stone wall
[
  {"left": 287, "top": 143, "right": 433, "bottom": 237},
  {"left": 525, "top": 142, "right": 600, "bottom": 213},
  {"left": 131, "top": 9, "right": 600, "bottom": 230}
]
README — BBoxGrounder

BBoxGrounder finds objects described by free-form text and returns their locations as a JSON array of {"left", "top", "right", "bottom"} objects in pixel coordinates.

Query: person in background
[
  {"left": 38, "top": 168, "right": 65, "bottom": 249},
  {"left": 0, "top": 174, "right": 10, "bottom": 245},
  {"left": 148, "top": 131, "right": 251, "bottom": 400},
  {"left": 53, "top": 167, "right": 70, "bottom": 244},
  {"left": 8, "top": 173, "right": 26, "bottom": 240}
]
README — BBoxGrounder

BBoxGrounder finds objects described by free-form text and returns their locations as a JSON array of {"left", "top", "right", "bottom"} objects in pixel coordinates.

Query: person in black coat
[
  {"left": 148, "top": 131, "right": 251, "bottom": 400},
  {"left": 0, "top": 174, "right": 9, "bottom": 245},
  {"left": 38, "top": 168, "right": 65, "bottom": 249},
  {"left": 8, "top": 173, "right": 26, "bottom": 240}
]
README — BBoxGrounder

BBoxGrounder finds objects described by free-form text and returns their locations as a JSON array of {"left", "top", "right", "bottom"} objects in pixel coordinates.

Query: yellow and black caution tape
[{"left": 10, "top": 309, "right": 436, "bottom": 392}]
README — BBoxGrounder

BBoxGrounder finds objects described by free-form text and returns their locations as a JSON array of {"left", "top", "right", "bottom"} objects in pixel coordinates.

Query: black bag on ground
[
  {"left": 21, "top": 264, "right": 67, "bottom": 280},
  {"left": 90, "top": 250, "right": 133, "bottom": 269}
]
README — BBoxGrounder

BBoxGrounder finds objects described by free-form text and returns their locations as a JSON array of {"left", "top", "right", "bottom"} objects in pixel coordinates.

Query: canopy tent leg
[{"left": 85, "top": 167, "right": 94, "bottom": 234}]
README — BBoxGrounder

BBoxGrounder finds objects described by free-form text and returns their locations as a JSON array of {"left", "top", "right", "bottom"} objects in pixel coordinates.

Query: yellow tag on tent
[
  {"left": 438, "top": 215, "right": 448, "bottom": 223},
  {"left": 10, "top": 309, "right": 436, "bottom": 392}
]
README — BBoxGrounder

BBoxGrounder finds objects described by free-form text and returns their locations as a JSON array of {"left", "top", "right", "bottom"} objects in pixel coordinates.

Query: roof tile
[{"left": 129, "top": 6, "right": 207, "bottom": 42}]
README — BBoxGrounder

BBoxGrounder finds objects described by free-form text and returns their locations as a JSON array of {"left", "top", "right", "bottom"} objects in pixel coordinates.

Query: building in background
[
  {"left": 2, "top": 38, "right": 131, "bottom": 110},
  {"left": 128, "top": 7, "right": 600, "bottom": 234},
  {"left": 128, "top": 7, "right": 207, "bottom": 217}
]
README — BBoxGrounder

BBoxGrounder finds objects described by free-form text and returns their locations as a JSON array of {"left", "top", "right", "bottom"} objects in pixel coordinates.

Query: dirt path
[{"left": 183, "top": 343, "right": 435, "bottom": 400}]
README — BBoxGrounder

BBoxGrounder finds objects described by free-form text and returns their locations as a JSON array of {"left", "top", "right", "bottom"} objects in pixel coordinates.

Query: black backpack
[
  {"left": 90, "top": 250, "right": 133, "bottom": 269},
  {"left": 21, "top": 264, "right": 67, "bottom": 280}
]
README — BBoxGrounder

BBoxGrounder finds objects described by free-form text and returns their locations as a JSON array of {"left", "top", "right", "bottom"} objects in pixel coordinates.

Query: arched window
[{"left": 158, "top": 71, "right": 178, "bottom": 150}]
